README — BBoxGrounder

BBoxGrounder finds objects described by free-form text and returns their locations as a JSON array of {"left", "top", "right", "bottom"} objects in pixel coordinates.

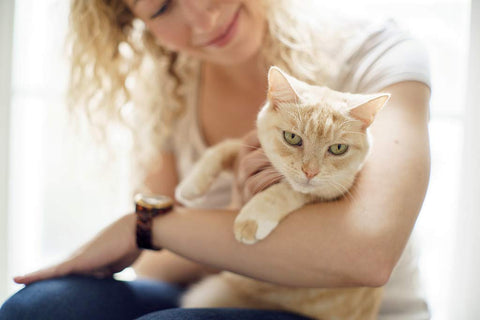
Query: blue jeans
[{"left": 0, "top": 275, "right": 312, "bottom": 320}]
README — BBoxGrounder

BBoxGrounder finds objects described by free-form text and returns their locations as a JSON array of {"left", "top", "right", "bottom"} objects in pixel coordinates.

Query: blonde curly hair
[{"left": 67, "top": 0, "right": 344, "bottom": 186}]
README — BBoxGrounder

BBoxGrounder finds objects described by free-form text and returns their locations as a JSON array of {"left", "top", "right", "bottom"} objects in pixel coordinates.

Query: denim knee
[
  {"left": 0, "top": 275, "right": 184, "bottom": 320},
  {"left": 0, "top": 276, "right": 80, "bottom": 320},
  {"left": 136, "top": 308, "right": 314, "bottom": 320}
]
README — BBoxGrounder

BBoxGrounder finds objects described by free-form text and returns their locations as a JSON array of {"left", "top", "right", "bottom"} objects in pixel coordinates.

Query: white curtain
[
  {"left": 448, "top": 0, "right": 480, "bottom": 318},
  {"left": 5, "top": 0, "right": 133, "bottom": 299},
  {"left": 0, "top": 0, "right": 15, "bottom": 302}
]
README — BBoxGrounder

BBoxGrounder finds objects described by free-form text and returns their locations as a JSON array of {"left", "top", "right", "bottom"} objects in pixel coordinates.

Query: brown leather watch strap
[{"left": 134, "top": 195, "right": 173, "bottom": 251}]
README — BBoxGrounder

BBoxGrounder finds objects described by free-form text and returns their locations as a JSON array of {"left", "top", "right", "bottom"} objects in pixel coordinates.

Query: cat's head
[{"left": 256, "top": 67, "right": 390, "bottom": 199}]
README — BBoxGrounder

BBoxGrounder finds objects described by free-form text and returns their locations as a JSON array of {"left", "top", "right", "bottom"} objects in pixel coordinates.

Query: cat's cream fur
[{"left": 175, "top": 67, "right": 390, "bottom": 320}]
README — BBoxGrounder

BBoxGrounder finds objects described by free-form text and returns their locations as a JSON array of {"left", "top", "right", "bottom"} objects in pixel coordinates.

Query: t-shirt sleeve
[
  {"left": 336, "top": 20, "right": 431, "bottom": 94},
  {"left": 358, "top": 38, "right": 431, "bottom": 93}
]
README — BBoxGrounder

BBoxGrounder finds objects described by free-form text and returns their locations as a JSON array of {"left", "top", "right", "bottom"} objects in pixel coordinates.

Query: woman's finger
[
  {"left": 243, "top": 167, "right": 283, "bottom": 201},
  {"left": 239, "top": 130, "right": 260, "bottom": 156},
  {"left": 234, "top": 130, "right": 260, "bottom": 182},
  {"left": 13, "top": 260, "right": 73, "bottom": 285},
  {"left": 235, "top": 129, "right": 283, "bottom": 202},
  {"left": 237, "top": 149, "right": 271, "bottom": 185}
]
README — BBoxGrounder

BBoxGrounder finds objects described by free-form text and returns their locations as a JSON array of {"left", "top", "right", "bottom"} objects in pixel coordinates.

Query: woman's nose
[{"left": 180, "top": 0, "right": 220, "bottom": 33}]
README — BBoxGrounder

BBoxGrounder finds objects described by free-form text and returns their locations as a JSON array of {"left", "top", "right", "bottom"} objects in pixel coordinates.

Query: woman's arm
[
  {"left": 132, "top": 152, "right": 220, "bottom": 284},
  {"left": 150, "top": 81, "right": 431, "bottom": 288}
]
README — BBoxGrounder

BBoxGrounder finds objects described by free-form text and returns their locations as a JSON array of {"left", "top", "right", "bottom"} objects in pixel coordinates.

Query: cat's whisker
[
  {"left": 323, "top": 178, "right": 348, "bottom": 198},
  {"left": 342, "top": 130, "right": 366, "bottom": 135},
  {"left": 325, "top": 180, "right": 346, "bottom": 200},
  {"left": 341, "top": 131, "right": 367, "bottom": 139},
  {"left": 253, "top": 170, "right": 284, "bottom": 194},
  {"left": 237, "top": 142, "right": 257, "bottom": 148},
  {"left": 328, "top": 180, "right": 355, "bottom": 202},
  {"left": 340, "top": 119, "right": 359, "bottom": 126},
  {"left": 340, "top": 120, "right": 363, "bottom": 131}
]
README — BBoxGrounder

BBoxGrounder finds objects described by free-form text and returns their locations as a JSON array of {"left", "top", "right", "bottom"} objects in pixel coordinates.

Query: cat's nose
[{"left": 302, "top": 167, "right": 319, "bottom": 179}]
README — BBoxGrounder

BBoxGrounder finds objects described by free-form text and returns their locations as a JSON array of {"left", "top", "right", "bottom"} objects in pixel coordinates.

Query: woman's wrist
[
  {"left": 150, "top": 208, "right": 170, "bottom": 250},
  {"left": 149, "top": 206, "right": 189, "bottom": 253},
  {"left": 123, "top": 212, "right": 140, "bottom": 252}
]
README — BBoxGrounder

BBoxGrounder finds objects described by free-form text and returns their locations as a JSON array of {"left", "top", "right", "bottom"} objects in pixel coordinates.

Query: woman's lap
[
  {"left": 0, "top": 275, "right": 312, "bottom": 320},
  {"left": 136, "top": 308, "right": 313, "bottom": 320},
  {"left": 0, "top": 275, "right": 183, "bottom": 320}
]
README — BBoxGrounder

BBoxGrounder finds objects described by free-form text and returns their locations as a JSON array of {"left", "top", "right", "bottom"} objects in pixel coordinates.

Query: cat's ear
[
  {"left": 348, "top": 93, "right": 390, "bottom": 129},
  {"left": 267, "top": 67, "right": 299, "bottom": 109}
]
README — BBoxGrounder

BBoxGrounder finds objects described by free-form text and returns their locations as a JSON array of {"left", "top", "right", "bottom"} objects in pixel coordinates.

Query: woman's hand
[
  {"left": 234, "top": 130, "right": 283, "bottom": 204},
  {"left": 14, "top": 213, "right": 141, "bottom": 285}
]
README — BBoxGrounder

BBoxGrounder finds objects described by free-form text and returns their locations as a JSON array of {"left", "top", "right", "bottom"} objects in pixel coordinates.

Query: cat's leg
[
  {"left": 175, "top": 139, "right": 242, "bottom": 203},
  {"left": 181, "top": 273, "right": 274, "bottom": 310},
  {"left": 234, "top": 181, "right": 311, "bottom": 244}
]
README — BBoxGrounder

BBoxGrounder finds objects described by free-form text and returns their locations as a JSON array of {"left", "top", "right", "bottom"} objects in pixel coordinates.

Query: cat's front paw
[
  {"left": 234, "top": 218, "right": 278, "bottom": 245},
  {"left": 175, "top": 180, "right": 203, "bottom": 204},
  {"left": 234, "top": 219, "right": 258, "bottom": 244}
]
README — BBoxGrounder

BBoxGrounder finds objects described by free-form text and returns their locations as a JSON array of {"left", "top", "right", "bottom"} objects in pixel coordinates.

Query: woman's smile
[
  {"left": 129, "top": 0, "right": 265, "bottom": 65},
  {"left": 199, "top": 6, "right": 241, "bottom": 48}
]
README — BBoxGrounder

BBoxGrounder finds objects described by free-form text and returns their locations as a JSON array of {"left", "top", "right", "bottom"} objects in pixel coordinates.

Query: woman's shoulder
[{"left": 322, "top": 17, "right": 431, "bottom": 93}]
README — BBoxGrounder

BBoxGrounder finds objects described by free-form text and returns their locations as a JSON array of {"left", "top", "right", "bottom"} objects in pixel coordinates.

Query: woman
[{"left": 0, "top": 0, "right": 431, "bottom": 319}]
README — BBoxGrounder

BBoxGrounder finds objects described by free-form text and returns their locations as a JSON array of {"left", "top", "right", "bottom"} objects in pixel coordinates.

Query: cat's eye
[
  {"left": 283, "top": 131, "right": 303, "bottom": 146},
  {"left": 328, "top": 144, "right": 349, "bottom": 155}
]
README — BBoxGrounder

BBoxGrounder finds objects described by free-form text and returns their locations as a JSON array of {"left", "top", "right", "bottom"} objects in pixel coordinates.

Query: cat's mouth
[
  {"left": 289, "top": 178, "right": 320, "bottom": 191},
  {"left": 299, "top": 180, "right": 314, "bottom": 187}
]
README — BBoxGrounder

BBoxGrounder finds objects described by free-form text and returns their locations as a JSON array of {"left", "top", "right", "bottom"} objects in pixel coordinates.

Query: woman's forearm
[
  {"left": 151, "top": 81, "right": 430, "bottom": 288},
  {"left": 151, "top": 200, "right": 382, "bottom": 288},
  {"left": 133, "top": 250, "right": 220, "bottom": 285}
]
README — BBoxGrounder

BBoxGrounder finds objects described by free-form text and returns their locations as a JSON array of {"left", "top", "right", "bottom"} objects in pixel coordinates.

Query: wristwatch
[{"left": 134, "top": 193, "right": 173, "bottom": 251}]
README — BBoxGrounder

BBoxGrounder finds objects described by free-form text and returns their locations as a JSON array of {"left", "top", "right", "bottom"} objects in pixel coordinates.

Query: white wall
[
  {"left": 6, "top": 0, "right": 134, "bottom": 297},
  {"left": 0, "top": 0, "right": 15, "bottom": 302},
  {"left": 448, "top": 0, "right": 480, "bottom": 318}
]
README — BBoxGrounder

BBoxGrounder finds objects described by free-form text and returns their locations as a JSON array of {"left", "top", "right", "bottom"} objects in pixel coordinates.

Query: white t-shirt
[{"left": 172, "top": 19, "right": 431, "bottom": 320}]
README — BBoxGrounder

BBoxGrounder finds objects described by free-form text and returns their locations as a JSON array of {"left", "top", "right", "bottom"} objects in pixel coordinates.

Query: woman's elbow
[
  {"left": 361, "top": 237, "right": 400, "bottom": 287},
  {"left": 348, "top": 239, "right": 397, "bottom": 288},
  {"left": 308, "top": 248, "right": 395, "bottom": 288},
  {"left": 363, "top": 261, "right": 394, "bottom": 287},
  {"left": 343, "top": 259, "right": 393, "bottom": 288}
]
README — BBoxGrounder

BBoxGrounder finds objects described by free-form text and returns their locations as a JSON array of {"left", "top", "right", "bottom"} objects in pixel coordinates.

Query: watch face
[{"left": 134, "top": 194, "right": 173, "bottom": 209}]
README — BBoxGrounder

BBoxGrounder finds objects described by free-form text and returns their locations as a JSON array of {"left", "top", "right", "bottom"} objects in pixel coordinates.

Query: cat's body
[
  {"left": 175, "top": 67, "right": 390, "bottom": 320},
  {"left": 181, "top": 272, "right": 384, "bottom": 320}
]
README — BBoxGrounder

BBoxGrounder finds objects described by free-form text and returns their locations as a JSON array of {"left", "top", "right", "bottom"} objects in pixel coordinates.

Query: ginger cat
[{"left": 175, "top": 66, "right": 390, "bottom": 320}]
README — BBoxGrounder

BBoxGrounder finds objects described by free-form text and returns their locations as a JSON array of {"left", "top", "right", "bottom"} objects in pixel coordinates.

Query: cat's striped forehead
[{"left": 278, "top": 102, "right": 356, "bottom": 141}]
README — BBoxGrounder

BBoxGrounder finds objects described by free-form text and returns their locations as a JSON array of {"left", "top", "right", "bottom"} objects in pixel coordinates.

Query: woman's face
[{"left": 126, "top": 0, "right": 266, "bottom": 65}]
